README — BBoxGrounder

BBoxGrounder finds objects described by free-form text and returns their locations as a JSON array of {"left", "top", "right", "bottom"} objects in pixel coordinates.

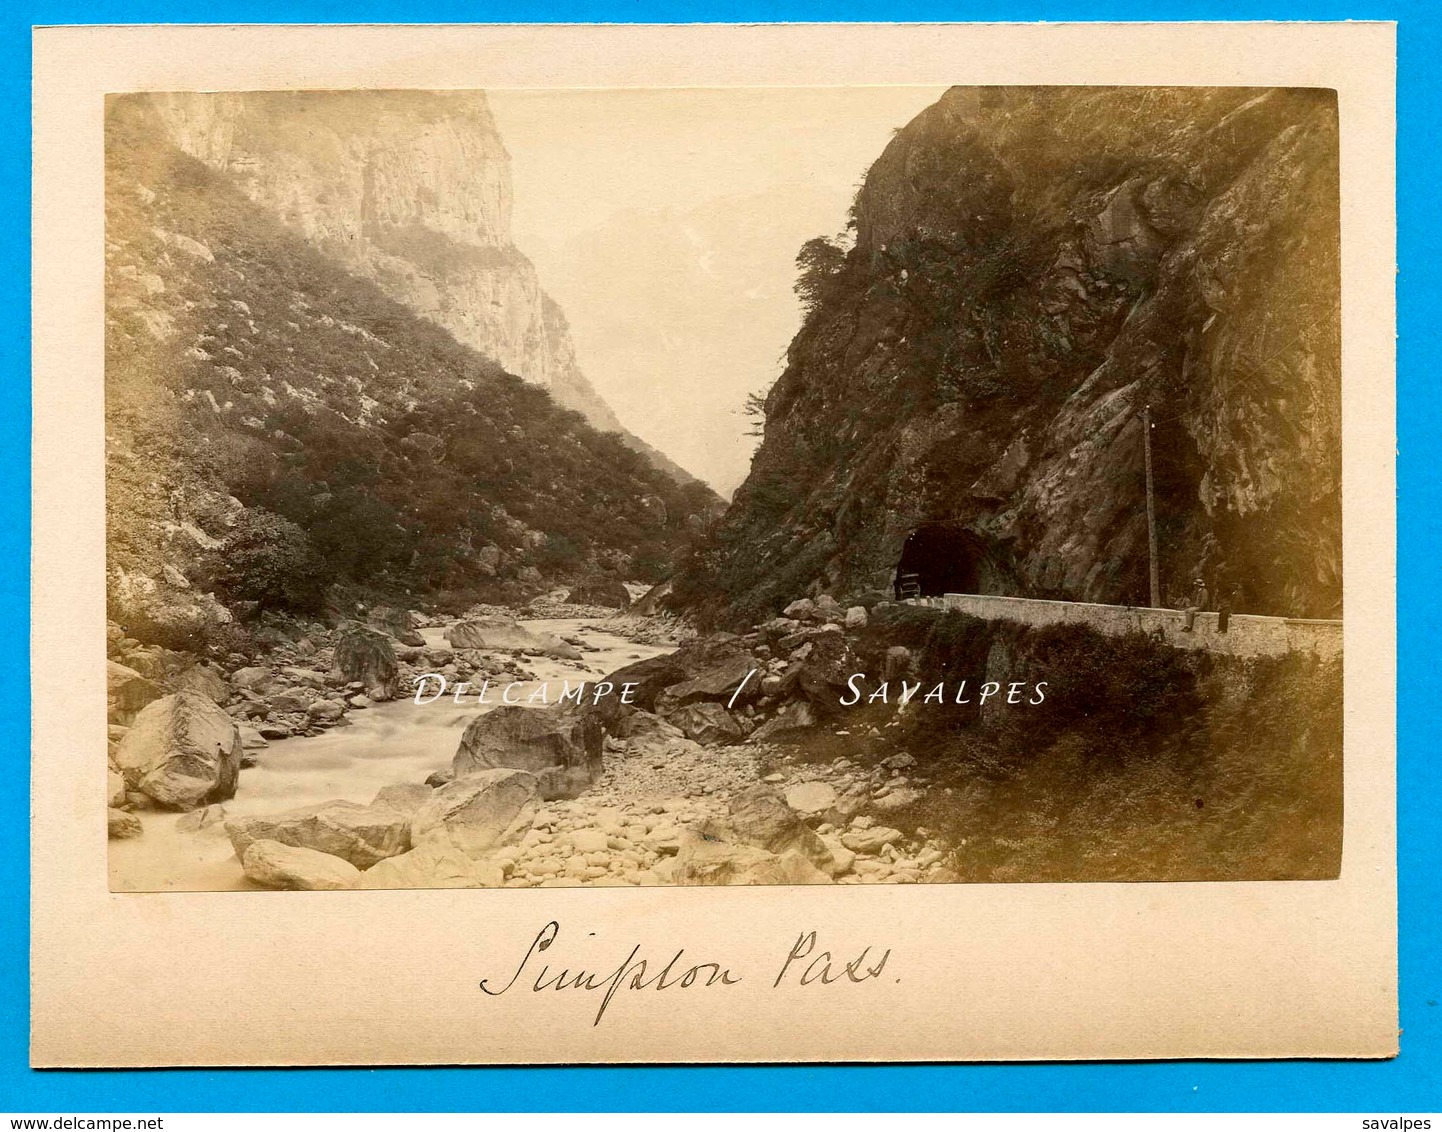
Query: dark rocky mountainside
[
  {"left": 676, "top": 87, "right": 1340, "bottom": 627},
  {"left": 129, "top": 90, "right": 701, "bottom": 488},
  {"left": 106, "top": 101, "right": 716, "bottom": 643}
]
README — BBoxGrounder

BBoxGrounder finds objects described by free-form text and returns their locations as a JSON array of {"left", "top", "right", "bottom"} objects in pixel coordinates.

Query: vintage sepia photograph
[{"left": 103, "top": 84, "right": 1343, "bottom": 894}]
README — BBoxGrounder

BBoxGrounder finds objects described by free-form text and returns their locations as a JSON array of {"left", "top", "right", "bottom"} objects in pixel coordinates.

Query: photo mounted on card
[{"left": 31, "top": 22, "right": 1397, "bottom": 1065}]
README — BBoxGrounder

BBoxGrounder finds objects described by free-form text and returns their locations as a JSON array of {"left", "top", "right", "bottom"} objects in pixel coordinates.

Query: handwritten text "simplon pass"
[{"left": 479, "top": 921, "right": 892, "bottom": 1026}]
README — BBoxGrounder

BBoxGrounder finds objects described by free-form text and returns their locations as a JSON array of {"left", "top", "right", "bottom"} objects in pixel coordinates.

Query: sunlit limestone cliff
[{"left": 137, "top": 89, "right": 696, "bottom": 485}]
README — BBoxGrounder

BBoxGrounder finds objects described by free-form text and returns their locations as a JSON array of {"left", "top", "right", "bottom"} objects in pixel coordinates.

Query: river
[{"left": 108, "top": 617, "right": 675, "bottom": 892}]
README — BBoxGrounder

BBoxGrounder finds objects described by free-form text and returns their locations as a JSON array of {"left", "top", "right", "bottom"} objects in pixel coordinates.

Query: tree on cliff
[{"left": 793, "top": 236, "right": 847, "bottom": 315}]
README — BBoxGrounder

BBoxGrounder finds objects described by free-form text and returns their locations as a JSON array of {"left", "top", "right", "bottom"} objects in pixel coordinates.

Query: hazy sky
[{"left": 488, "top": 87, "right": 948, "bottom": 495}]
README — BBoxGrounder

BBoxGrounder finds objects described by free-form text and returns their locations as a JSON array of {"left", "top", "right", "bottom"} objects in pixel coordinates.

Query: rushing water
[{"left": 108, "top": 618, "right": 673, "bottom": 892}]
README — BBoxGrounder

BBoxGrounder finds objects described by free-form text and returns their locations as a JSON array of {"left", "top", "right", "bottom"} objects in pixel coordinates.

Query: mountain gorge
[
  {"left": 136, "top": 90, "right": 697, "bottom": 486},
  {"left": 105, "top": 97, "right": 715, "bottom": 643},
  {"left": 676, "top": 87, "right": 1341, "bottom": 627}
]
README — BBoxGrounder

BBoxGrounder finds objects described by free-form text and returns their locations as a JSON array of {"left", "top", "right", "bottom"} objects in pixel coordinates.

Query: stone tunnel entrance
[{"left": 893, "top": 523, "right": 989, "bottom": 599}]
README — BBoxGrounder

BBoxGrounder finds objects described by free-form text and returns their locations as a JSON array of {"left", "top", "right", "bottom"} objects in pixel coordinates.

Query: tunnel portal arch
[{"left": 894, "top": 524, "right": 993, "bottom": 599}]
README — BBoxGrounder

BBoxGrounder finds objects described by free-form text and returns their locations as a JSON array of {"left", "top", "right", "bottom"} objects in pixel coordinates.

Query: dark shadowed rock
[
  {"left": 631, "top": 577, "right": 672, "bottom": 616},
  {"left": 749, "top": 701, "right": 819, "bottom": 741},
  {"left": 661, "top": 701, "right": 745, "bottom": 746},
  {"left": 333, "top": 625, "right": 399, "bottom": 701},
  {"left": 565, "top": 576, "right": 632, "bottom": 609},
  {"left": 654, "top": 654, "right": 758, "bottom": 715},
  {"left": 453, "top": 704, "right": 603, "bottom": 800},
  {"left": 368, "top": 605, "right": 427, "bottom": 647},
  {"left": 113, "top": 691, "right": 242, "bottom": 810}
]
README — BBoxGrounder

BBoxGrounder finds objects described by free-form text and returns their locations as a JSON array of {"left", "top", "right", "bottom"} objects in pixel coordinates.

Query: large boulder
[
  {"left": 630, "top": 578, "right": 672, "bottom": 616},
  {"left": 565, "top": 576, "right": 632, "bottom": 609},
  {"left": 107, "top": 807, "right": 142, "bottom": 840},
  {"left": 672, "top": 829, "right": 832, "bottom": 886},
  {"left": 333, "top": 625, "right": 399, "bottom": 701},
  {"left": 785, "top": 780, "right": 838, "bottom": 816},
  {"left": 726, "top": 784, "right": 837, "bottom": 872},
  {"left": 108, "top": 566, "right": 231, "bottom": 651},
  {"left": 750, "top": 700, "right": 819, "bottom": 741},
  {"left": 608, "top": 711, "right": 702, "bottom": 762},
  {"left": 112, "top": 691, "right": 242, "bottom": 810},
  {"left": 663, "top": 701, "right": 745, "bottom": 746},
  {"left": 444, "top": 616, "right": 581, "bottom": 660},
  {"left": 225, "top": 800, "right": 411, "bottom": 869},
  {"left": 410, "top": 768, "right": 539, "bottom": 858},
  {"left": 368, "top": 605, "right": 426, "bottom": 648},
  {"left": 171, "top": 663, "right": 231, "bottom": 705},
  {"left": 354, "top": 841, "right": 505, "bottom": 889},
  {"left": 773, "top": 629, "right": 862, "bottom": 708},
  {"left": 371, "top": 783, "right": 434, "bottom": 816},
  {"left": 107, "top": 661, "right": 163, "bottom": 725},
  {"left": 453, "top": 704, "right": 603, "bottom": 800},
  {"left": 654, "top": 654, "right": 758, "bottom": 715},
  {"left": 229, "top": 665, "right": 275, "bottom": 693},
  {"left": 242, "top": 839, "right": 361, "bottom": 890}
]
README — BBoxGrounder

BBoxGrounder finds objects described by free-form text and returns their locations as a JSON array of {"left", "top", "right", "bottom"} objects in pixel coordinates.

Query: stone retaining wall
[{"left": 916, "top": 593, "right": 1342, "bottom": 661}]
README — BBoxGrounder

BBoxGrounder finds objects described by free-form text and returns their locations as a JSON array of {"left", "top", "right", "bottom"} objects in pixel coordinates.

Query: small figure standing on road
[
  {"left": 1182, "top": 576, "right": 1210, "bottom": 632},
  {"left": 1217, "top": 583, "right": 1241, "bottom": 633}
]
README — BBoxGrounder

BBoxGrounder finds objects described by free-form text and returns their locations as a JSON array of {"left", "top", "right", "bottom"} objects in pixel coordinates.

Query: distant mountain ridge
[{"left": 135, "top": 89, "right": 703, "bottom": 488}]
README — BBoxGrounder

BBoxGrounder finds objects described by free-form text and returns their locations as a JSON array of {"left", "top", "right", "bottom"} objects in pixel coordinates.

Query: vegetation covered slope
[
  {"left": 676, "top": 88, "right": 1341, "bottom": 627},
  {"left": 106, "top": 100, "right": 715, "bottom": 638}
]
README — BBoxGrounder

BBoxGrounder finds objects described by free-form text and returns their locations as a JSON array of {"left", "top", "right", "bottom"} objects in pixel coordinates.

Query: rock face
[
  {"left": 112, "top": 691, "right": 242, "bottom": 810},
  {"left": 137, "top": 90, "right": 696, "bottom": 484},
  {"left": 333, "top": 626, "right": 399, "bottom": 701},
  {"left": 677, "top": 88, "right": 1341, "bottom": 624},
  {"left": 410, "top": 768, "right": 540, "bottom": 857},
  {"left": 453, "top": 705, "right": 603, "bottom": 800},
  {"left": 226, "top": 800, "right": 411, "bottom": 869}
]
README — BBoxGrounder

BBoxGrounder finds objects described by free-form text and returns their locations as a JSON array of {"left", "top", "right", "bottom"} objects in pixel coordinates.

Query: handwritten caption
[{"left": 480, "top": 921, "right": 893, "bottom": 1026}]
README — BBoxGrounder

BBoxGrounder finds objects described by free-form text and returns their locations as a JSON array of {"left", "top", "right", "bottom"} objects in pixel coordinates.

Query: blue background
[{"left": 2, "top": 0, "right": 1432, "bottom": 1112}]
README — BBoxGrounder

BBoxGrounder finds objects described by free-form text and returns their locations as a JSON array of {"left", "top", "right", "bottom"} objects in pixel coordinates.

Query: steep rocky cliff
[
  {"left": 676, "top": 87, "right": 1341, "bottom": 626},
  {"left": 136, "top": 90, "right": 697, "bottom": 486},
  {"left": 105, "top": 100, "right": 716, "bottom": 639}
]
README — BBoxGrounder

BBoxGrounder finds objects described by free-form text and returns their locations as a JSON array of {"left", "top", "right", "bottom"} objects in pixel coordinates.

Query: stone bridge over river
[{"left": 914, "top": 593, "right": 1342, "bottom": 663}]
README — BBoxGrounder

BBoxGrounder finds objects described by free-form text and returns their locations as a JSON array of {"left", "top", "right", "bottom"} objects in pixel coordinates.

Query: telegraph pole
[{"left": 1142, "top": 403, "right": 1161, "bottom": 608}]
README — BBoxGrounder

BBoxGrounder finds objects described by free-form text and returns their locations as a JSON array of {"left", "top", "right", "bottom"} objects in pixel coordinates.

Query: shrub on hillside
[{"left": 212, "top": 509, "right": 328, "bottom": 615}]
